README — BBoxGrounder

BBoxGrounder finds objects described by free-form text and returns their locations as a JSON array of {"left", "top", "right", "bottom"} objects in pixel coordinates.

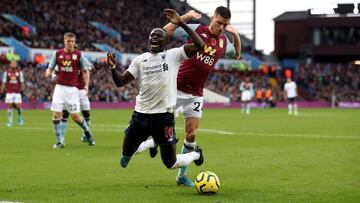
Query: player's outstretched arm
[
  {"left": 164, "top": 9, "right": 204, "bottom": 57},
  {"left": 107, "top": 53, "right": 135, "bottom": 87},
  {"left": 163, "top": 9, "right": 201, "bottom": 36},
  {"left": 226, "top": 25, "right": 241, "bottom": 59}
]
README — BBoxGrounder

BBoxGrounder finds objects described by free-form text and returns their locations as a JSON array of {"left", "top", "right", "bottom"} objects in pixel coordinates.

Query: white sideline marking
[
  {"left": 0, "top": 201, "right": 24, "bottom": 203},
  {"left": 0, "top": 124, "right": 235, "bottom": 135},
  {"left": 0, "top": 125, "right": 359, "bottom": 139},
  {"left": 193, "top": 128, "right": 235, "bottom": 135},
  {"left": 235, "top": 132, "right": 360, "bottom": 140}
]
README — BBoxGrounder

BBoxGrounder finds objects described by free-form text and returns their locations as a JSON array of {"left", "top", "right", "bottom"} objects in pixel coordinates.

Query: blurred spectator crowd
[
  {"left": 296, "top": 63, "right": 360, "bottom": 102},
  {"left": 0, "top": 57, "right": 139, "bottom": 102},
  {"left": 0, "top": 0, "right": 359, "bottom": 103},
  {"left": 0, "top": 0, "right": 176, "bottom": 53},
  {"left": 203, "top": 62, "right": 360, "bottom": 103},
  {"left": 0, "top": 54, "right": 359, "bottom": 103}
]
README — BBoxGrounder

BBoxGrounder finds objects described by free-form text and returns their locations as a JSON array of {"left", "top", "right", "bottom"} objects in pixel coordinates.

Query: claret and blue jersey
[{"left": 173, "top": 24, "right": 236, "bottom": 96}]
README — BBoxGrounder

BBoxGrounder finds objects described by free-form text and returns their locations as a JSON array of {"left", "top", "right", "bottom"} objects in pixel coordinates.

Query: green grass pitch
[{"left": 0, "top": 108, "right": 359, "bottom": 202}]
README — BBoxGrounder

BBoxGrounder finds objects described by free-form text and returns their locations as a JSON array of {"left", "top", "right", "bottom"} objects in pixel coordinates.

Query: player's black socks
[
  {"left": 17, "top": 108, "right": 22, "bottom": 116},
  {"left": 82, "top": 111, "right": 91, "bottom": 129}
]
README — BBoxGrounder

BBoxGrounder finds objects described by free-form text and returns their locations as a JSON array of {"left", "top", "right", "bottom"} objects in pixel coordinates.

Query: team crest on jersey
[
  {"left": 72, "top": 54, "right": 77, "bottom": 60},
  {"left": 219, "top": 39, "right": 224, "bottom": 48},
  {"left": 211, "top": 38, "right": 217, "bottom": 46}
]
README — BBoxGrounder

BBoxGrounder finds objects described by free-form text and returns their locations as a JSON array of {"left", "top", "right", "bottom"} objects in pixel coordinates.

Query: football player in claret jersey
[
  {"left": 60, "top": 60, "right": 93, "bottom": 143},
  {"left": 284, "top": 78, "right": 298, "bottom": 115},
  {"left": 136, "top": 6, "right": 241, "bottom": 186},
  {"left": 45, "top": 32, "right": 95, "bottom": 149},
  {"left": 1, "top": 60, "right": 25, "bottom": 127},
  {"left": 108, "top": 9, "right": 205, "bottom": 171}
]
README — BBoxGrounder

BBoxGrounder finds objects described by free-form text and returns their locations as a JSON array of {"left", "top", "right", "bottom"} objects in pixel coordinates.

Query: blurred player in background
[
  {"left": 1, "top": 60, "right": 24, "bottom": 127},
  {"left": 240, "top": 77, "right": 254, "bottom": 114},
  {"left": 108, "top": 9, "right": 205, "bottom": 170},
  {"left": 45, "top": 32, "right": 95, "bottom": 149},
  {"left": 284, "top": 78, "right": 298, "bottom": 115},
  {"left": 136, "top": 6, "right": 241, "bottom": 187}
]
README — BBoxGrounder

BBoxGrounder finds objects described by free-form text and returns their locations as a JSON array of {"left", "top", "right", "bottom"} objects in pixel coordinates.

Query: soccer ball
[{"left": 194, "top": 171, "right": 220, "bottom": 194}]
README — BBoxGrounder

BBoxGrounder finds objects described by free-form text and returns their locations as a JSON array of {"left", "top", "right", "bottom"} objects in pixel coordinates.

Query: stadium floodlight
[
  {"left": 354, "top": 8, "right": 359, "bottom": 14},
  {"left": 354, "top": 60, "right": 360, "bottom": 65},
  {"left": 353, "top": 3, "right": 359, "bottom": 14},
  {"left": 309, "top": 2, "right": 337, "bottom": 15}
]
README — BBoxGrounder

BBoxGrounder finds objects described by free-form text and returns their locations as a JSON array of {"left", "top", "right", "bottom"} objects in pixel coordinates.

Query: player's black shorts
[
  {"left": 125, "top": 111, "right": 178, "bottom": 146},
  {"left": 288, "top": 97, "right": 297, "bottom": 102}
]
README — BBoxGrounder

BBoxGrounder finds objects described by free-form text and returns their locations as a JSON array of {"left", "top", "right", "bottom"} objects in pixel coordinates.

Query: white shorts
[
  {"left": 51, "top": 84, "right": 80, "bottom": 113},
  {"left": 241, "top": 91, "right": 252, "bottom": 102},
  {"left": 5, "top": 93, "right": 22, "bottom": 104},
  {"left": 79, "top": 89, "right": 91, "bottom": 111},
  {"left": 176, "top": 90, "right": 203, "bottom": 118}
]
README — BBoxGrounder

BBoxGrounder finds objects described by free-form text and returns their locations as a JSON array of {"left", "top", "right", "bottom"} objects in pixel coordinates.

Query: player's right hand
[
  {"left": 164, "top": 9, "right": 182, "bottom": 25},
  {"left": 107, "top": 52, "right": 116, "bottom": 69},
  {"left": 45, "top": 68, "right": 52, "bottom": 78}
]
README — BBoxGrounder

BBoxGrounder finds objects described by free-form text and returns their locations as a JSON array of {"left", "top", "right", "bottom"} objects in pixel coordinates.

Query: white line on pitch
[
  {"left": 1, "top": 125, "right": 359, "bottom": 139},
  {"left": 237, "top": 132, "right": 360, "bottom": 140},
  {"left": 0, "top": 201, "right": 24, "bottom": 203},
  {"left": 0, "top": 125, "right": 235, "bottom": 135}
]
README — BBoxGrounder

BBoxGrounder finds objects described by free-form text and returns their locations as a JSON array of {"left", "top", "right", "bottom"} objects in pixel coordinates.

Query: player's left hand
[
  {"left": 164, "top": 9, "right": 182, "bottom": 25},
  {"left": 184, "top": 10, "right": 202, "bottom": 21},
  {"left": 226, "top": 25, "right": 241, "bottom": 59}
]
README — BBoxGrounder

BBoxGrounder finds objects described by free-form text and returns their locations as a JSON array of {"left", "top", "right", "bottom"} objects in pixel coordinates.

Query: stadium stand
[
  {"left": 296, "top": 62, "right": 360, "bottom": 102},
  {"left": 1, "top": 1, "right": 359, "bottom": 105},
  {"left": 0, "top": 0, "right": 173, "bottom": 52}
]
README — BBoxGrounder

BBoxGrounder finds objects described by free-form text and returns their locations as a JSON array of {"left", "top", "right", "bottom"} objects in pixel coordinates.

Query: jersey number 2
[{"left": 193, "top": 102, "right": 201, "bottom": 112}]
